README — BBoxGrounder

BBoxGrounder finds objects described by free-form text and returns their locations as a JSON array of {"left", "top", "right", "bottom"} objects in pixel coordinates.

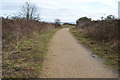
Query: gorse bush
[
  {"left": 76, "top": 17, "right": 120, "bottom": 50},
  {"left": 2, "top": 18, "right": 55, "bottom": 51}
]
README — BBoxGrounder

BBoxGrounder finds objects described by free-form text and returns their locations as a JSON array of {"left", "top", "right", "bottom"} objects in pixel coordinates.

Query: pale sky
[{"left": 0, "top": 0, "right": 119, "bottom": 22}]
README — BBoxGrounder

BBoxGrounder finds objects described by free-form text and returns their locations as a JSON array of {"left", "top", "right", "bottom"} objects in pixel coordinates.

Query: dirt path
[{"left": 41, "top": 28, "right": 118, "bottom": 78}]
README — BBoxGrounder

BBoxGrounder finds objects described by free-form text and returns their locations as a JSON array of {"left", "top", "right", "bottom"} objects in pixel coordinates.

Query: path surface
[{"left": 41, "top": 28, "right": 118, "bottom": 78}]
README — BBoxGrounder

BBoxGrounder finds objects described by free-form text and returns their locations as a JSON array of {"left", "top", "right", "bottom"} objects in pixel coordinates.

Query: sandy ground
[{"left": 41, "top": 28, "right": 118, "bottom": 78}]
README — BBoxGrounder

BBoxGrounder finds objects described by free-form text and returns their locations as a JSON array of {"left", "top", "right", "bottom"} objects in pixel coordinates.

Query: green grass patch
[
  {"left": 3, "top": 28, "right": 60, "bottom": 78},
  {"left": 70, "top": 28, "right": 118, "bottom": 69}
]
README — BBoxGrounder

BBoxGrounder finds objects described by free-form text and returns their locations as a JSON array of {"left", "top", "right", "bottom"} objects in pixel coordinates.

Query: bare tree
[
  {"left": 55, "top": 19, "right": 61, "bottom": 28},
  {"left": 105, "top": 15, "right": 115, "bottom": 20},
  {"left": 19, "top": 2, "right": 40, "bottom": 20}
]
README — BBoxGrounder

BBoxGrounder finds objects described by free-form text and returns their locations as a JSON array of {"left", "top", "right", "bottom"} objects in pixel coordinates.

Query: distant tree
[
  {"left": 63, "top": 23, "right": 70, "bottom": 25},
  {"left": 11, "top": 16, "right": 21, "bottom": 19},
  {"left": 105, "top": 15, "right": 115, "bottom": 20},
  {"left": 55, "top": 19, "right": 61, "bottom": 28},
  {"left": 19, "top": 2, "right": 40, "bottom": 20},
  {"left": 76, "top": 17, "right": 91, "bottom": 25},
  {"left": 101, "top": 16, "right": 104, "bottom": 20}
]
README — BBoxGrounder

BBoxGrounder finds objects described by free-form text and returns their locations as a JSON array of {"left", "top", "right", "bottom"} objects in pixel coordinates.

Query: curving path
[{"left": 41, "top": 28, "right": 118, "bottom": 78}]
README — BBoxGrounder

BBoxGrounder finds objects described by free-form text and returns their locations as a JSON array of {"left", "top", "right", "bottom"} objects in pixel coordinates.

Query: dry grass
[
  {"left": 2, "top": 18, "right": 55, "bottom": 51},
  {"left": 76, "top": 20, "right": 120, "bottom": 50},
  {"left": 2, "top": 18, "right": 58, "bottom": 78}
]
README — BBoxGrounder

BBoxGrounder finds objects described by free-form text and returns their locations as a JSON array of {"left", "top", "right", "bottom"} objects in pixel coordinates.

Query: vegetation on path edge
[
  {"left": 3, "top": 28, "right": 60, "bottom": 78},
  {"left": 70, "top": 28, "right": 118, "bottom": 70}
]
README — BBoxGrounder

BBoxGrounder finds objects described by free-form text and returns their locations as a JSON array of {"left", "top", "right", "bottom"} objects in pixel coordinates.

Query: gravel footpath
[{"left": 41, "top": 28, "right": 118, "bottom": 78}]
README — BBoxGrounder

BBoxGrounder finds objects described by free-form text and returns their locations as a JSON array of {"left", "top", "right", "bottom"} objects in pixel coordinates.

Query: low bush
[{"left": 76, "top": 19, "right": 120, "bottom": 50}]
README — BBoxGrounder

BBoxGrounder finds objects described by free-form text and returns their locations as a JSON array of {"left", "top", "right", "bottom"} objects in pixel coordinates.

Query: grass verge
[
  {"left": 3, "top": 28, "right": 60, "bottom": 78},
  {"left": 70, "top": 28, "right": 118, "bottom": 70}
]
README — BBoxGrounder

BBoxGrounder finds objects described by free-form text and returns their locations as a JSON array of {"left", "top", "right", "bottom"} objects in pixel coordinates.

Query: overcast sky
[{"left": 0, "top": 0, "right": 119, "bottom": 22}]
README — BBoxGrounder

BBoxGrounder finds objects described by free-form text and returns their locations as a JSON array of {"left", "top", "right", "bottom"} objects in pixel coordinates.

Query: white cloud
[{"left": 1, "top": 0, "right": 119, "bottom": 22}]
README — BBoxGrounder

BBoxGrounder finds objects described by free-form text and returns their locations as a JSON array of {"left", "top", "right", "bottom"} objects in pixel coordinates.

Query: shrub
[
  {"left": 2, "top": 18, "right": 55, "bottom": 51},
  {"left": 76, "top": 17, "right": 120, "bottom": 49}
]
